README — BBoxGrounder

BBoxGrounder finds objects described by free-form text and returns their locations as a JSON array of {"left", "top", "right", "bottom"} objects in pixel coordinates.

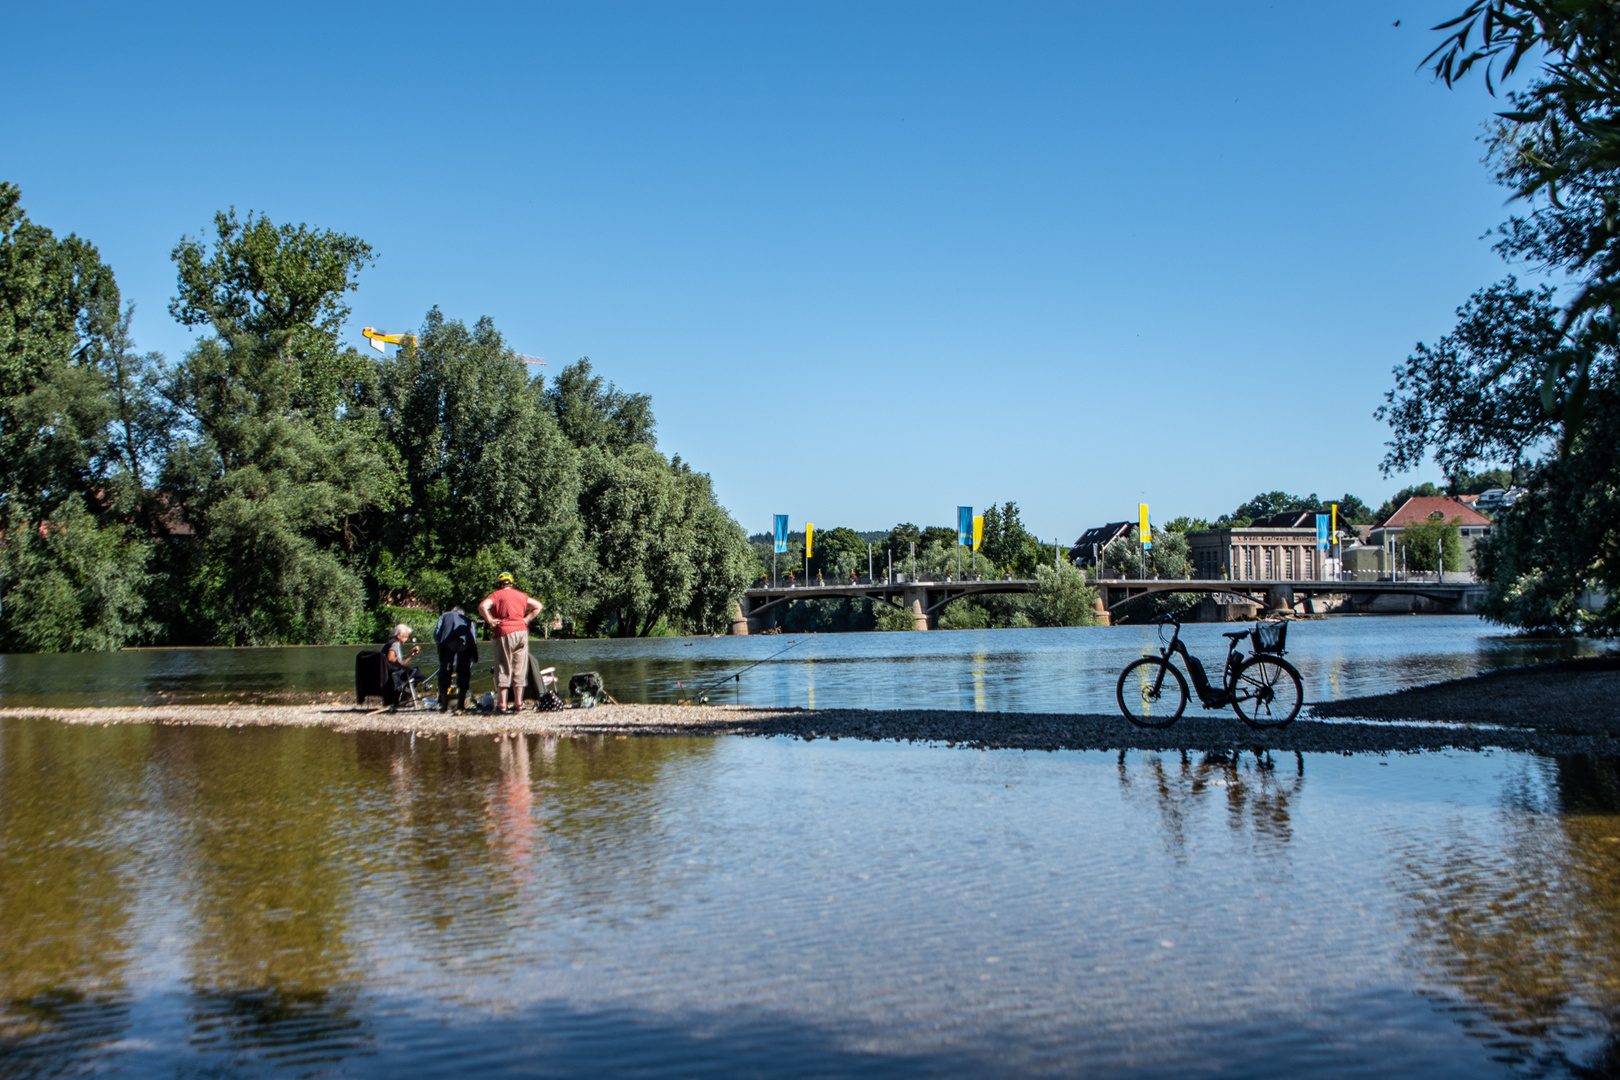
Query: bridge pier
[
  {"left": 730, "top": 600, "right": 749, "bottom": 635},
  {"left": 904, "top": 586, "right": 931, "bottom": 630},
  {"left": 1265, "top": 585, "right": 1294, "bottom": 613}
]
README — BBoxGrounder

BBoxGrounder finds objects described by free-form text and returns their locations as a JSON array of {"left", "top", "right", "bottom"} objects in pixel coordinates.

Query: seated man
[{"left": 384, "top": 623, "right": 422, "bottom": 708}]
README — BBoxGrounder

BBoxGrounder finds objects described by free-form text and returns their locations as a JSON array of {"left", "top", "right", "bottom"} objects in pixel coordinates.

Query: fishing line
[{"left": 678, "top": 639, "right": 803, "bottom": 704}]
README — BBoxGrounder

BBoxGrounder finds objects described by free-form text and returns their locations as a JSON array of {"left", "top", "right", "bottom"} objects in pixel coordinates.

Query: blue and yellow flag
[
  {"left": 774, "top": 514, "right": 788, "bottom": 554},
  {"left": 958, "top": 506, "right": 973, "bottom": 547}
]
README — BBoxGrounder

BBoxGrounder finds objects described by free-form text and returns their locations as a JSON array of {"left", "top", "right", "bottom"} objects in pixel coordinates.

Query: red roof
[{"left": 1378, "top": 496, "right": 1493, "bottom": 529}]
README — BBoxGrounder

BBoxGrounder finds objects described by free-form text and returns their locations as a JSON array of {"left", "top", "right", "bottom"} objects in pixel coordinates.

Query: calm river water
[
  {"left": 1, "top": 723, "right": 1618, "bottom": 1077},
  {"left": 0, "top": 615, "right": 1611, "bottom": 711},
  {"left": 4, "top": 618, "right": 1620, "bottom": 1077}
]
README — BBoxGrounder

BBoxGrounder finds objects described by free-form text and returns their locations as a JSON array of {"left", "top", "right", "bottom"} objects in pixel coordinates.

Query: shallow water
[
  {"left": 0, "top": 616, "right": 1611, "bottom": 711},
  {"left": 2, "top": 720, "right": 1618, "bottom": 1077}
]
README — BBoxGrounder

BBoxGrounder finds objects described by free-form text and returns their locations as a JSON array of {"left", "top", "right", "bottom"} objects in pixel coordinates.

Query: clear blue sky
[{"left": 3, "top": 1, "right": 1527, "bottom": 540}]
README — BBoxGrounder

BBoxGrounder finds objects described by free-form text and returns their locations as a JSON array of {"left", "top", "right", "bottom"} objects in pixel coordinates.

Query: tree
[
  {"left": 1427, "top": 2, "right": 1620, "bottom": 441},
  {"left": 1475, "top": 385, "right": 1620, "bottom": 633},
  {"left": 158, "top": 211, "right": 399, "bottom": 644},
  {"left": 0, "top": 181, "right": 121, "bottom": 515},
  {"left": 1102, "top": 527, "right": 1190, "bottom": 579},
  {"left": 809, "top": 525, "right": 866, "bottom": 582},
  {"left": 544, "top": 358, "right": 655, "bottom": 451},
  {"left": 980, "top": 501, "right": 1040, "bottom": 576},
  {"left": 1026, "top": 562, "right": 1098, "bottom": 627},
  {"left": 1163, "top": 516, "right": 1210, "bottom": 533},
  {"left": 1377, "top": 279, "right": 1566, "bottom": 477},
  {"left": 1219, "top": 491, "right": 1312, "bottom": 525},
  {"left": 1397, "top": 517, "right": 1465, "bottom": 574},
  {"left": 0, "top": 181, "right": 156, "bottom": 651},
  {"left": 377, "top": 310, "right": 583, "bottom": 614},
  {"left": 1448, "top": 467, "right": 1516, "bottom": 495},
  {"left": 170, "top": 209, "right": 374, "bottom": 418},
  {"left": 0, "top": 497, "right": 151, "bottom": 652},
  {"left": 575, "top": 445, "right": 751, "bottom": 636}
]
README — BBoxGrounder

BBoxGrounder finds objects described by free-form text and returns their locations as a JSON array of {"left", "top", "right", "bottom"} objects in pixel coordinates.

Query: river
[
  {"left": 0, "top": 615, "right": 1610, "bottom": 711},
  {"left": 2, "top": 618, "right": 1618, "bottom": 1077}
]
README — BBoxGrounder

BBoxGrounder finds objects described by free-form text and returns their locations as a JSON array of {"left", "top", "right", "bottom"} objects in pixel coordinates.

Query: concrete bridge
[{"left": 729, "top": 576, "right": 1488, "bottom": 632}]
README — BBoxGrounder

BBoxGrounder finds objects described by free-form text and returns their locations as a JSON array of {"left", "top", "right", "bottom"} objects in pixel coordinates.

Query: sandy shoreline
[{"left": 3, "top": 660, "right": 1619, "bottom": 755}]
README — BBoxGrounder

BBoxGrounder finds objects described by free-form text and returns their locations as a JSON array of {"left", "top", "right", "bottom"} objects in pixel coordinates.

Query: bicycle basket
[{"left": 1252, "top": 620, "right": 1287, "bottom": 654}]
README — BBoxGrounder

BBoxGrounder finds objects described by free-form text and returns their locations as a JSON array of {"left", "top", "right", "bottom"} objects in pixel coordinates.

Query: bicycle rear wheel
[
  {"left": 1117, "top": 658, "right": 1188, "bottom": 728},
  {"left": 1231, "top": 655, "right": 1303, "bottom": 729}
]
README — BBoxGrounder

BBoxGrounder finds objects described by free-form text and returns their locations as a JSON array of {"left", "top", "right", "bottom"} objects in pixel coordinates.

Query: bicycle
[{"left": 1116, "top": 618, "right": 1303, "bottom": 730}]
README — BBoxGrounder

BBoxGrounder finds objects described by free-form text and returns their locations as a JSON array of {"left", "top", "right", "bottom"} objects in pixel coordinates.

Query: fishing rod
[{"left": 678, "top": 639, "right": 803, "bottom": 705}]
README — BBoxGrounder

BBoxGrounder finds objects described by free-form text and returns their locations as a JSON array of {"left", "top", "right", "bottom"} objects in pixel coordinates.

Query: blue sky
[{"left": 3, "top": 2, "right": 1529, "bottom": 540}]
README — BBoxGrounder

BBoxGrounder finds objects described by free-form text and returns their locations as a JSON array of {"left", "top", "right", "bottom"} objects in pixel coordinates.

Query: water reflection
[
  {"left": 6, "top": 717, "right": 1620, "bottom": 1077},
  {"left": 1, "top": 617, "right": 1614, "bottom": 713},
  {"left": 1392, "top": 756, "right": 1620, "bottom": 1075},
  {"left": 1119, "top": 748, "right": 1305, "bottom": 859}
]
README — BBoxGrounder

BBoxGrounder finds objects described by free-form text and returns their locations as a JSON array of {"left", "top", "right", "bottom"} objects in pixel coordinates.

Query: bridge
[{"left": 729, "top": 576, "right": 1487, "bottom": 632}]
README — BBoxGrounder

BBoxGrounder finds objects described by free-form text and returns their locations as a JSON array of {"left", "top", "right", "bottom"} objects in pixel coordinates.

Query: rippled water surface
[
  {"left": 3, "top": 719, "right": 1619, "bottom": 1077},
  {"left": 0, "top": 616, "right": 1612, "bottom": 710}
]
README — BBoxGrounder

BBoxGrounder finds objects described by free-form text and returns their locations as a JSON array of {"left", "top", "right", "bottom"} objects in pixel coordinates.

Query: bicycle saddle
[{"left": 1221, "top": 630, "right": 1249, "bottom": 640}]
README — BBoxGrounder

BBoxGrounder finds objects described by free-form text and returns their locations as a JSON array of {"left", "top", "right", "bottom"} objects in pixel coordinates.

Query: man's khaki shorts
[{"left": 496, "top": 630, "right": 528, "bottom": 688}]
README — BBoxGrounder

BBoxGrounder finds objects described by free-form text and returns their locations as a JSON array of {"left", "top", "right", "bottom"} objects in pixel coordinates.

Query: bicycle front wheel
[
  {"left": 1117, "top": 658, "right": 1188, "bottom": 728},
  {"left": 1231, "top": 655, "right": 1303, "bottom": 729}
]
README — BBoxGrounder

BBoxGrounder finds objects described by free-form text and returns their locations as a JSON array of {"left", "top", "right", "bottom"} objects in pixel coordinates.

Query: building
[
  {"left": 1068, "top": 522, "right": 1134, "bottom": 569},
  {"left": 1186, "top": 522, "right": 1323, "bottom": 580},
  {"left": 1368, "top": 496, "right": 1494, "bottom": 577}
]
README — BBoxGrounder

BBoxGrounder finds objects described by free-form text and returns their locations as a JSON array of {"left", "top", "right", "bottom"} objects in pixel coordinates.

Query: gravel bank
[
  {"left": 4, "top": 698, "right": 1618, "bottom": 756},
  {"left": 1310, "top": 654, "right": 1620, "bottom": 734}
]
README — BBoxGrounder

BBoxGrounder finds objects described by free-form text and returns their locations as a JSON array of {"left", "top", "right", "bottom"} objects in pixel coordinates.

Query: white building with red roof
[{"left": 1368, "top": 496, "right": 1496, "bottom": 578}]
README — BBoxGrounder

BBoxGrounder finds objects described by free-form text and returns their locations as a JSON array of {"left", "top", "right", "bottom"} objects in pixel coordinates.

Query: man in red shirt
[{"left": 479, "top": 572, "right": 544, "bottom": 712}]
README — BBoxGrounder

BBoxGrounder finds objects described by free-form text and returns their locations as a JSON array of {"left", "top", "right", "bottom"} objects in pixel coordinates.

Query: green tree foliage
[
  {"left": 1026, "top": 562, "right": 1098, "bottom": 627},
  {"left": 1217, "top": 491, "right": 1371, "bottom": 527},
  {"left": 0, "top": 191, "right": 768, "bottom": 649},
  {"left": 544, "top": 358, "right": 655, "bottom": 451},
  {"left": 0, "top": 182, "right": 122, "bottom": 512},
  {"left": 378, "top": 310, "right": 583, "bottom": 613},
  {"left": 980, "top": 501, "right": 1040, "bottom": 576},
  {"left": 1377, "top": 279, "right": 1566, "bottom": 476},
  {"left": 1397, "top": 517, "right": 1465, "bottom": 574},
  {"left": 809, "top": 525, "right": 867, "bottom": 582},
  {"left": 157, "top": 212, "right": 400, "bottom": 644},
  {"left": 1448, "top": 467, "right": 1516, "bottom": 495},
  {"left": 1476, "top": 387, "right": 1620, "bottom": 633},
  {"left": 576, "top": 446, "right": 751, "bottom": 636},
  {"left": 1428, "top": 2, "right": 1620, "bottom": 441},
  {"left": 0, "top": 183, "right": 156, "bottom": 650},
  {"left": 0, "top": 497, "right": 151, "bottom": 652},
  {"left": 1163, "top": 516, "right": 1211, "bottom": 533},
  {"left": 1102, "top": 527, "right": 1190, "bottom": 579}
]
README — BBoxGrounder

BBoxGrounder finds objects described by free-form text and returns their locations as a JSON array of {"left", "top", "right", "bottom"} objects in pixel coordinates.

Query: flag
[
  {"left": 972, "top": 515, "right": 983, "bottom": 551},
  {"left": 805, "top": 523, "right": 814, "bottom": 559},
  {"left": 1316, "top": 514, "right": 1329, "bottom": 550},
  {"left": 958, "top": 506, "right": 973, "bottom": 547},
  {"left": 774, "top": 514, "right": 788, "bottom": 554},
  {"left": 1139, "top": 503, "right": 1152, "bottom": 550}
]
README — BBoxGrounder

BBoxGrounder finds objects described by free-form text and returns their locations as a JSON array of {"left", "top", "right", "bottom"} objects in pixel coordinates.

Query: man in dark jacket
[{"left": 433, "top": 604, "right": 479, "bottom": 712}]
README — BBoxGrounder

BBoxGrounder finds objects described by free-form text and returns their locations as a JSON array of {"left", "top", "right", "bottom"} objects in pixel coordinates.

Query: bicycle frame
[{"left": 1151, "top": 621, "right": 1248, "bottom": 709}]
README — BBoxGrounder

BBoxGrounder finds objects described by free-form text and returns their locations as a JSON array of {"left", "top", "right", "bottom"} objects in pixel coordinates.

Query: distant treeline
[{"left": 0, "top": 184, "right": 753, "bottom": 651}]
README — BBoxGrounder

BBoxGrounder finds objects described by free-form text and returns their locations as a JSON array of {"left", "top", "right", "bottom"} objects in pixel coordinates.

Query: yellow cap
[{"left": 497, "top": 572, "right": 514, "bottom": 584}]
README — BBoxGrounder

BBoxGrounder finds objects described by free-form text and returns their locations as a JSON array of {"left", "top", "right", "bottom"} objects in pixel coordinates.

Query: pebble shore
[{"left": 3, "top": 683, "right": 1617, "bottom": 755}]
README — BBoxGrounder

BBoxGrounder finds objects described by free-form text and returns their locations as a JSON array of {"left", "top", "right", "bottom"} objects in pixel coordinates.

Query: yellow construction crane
[
  {"left": 362, "top": 327, "right": 418, "bottom": 353},
  {"left": 363, "top": 327, "right": 545, "bottom": 368}
]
